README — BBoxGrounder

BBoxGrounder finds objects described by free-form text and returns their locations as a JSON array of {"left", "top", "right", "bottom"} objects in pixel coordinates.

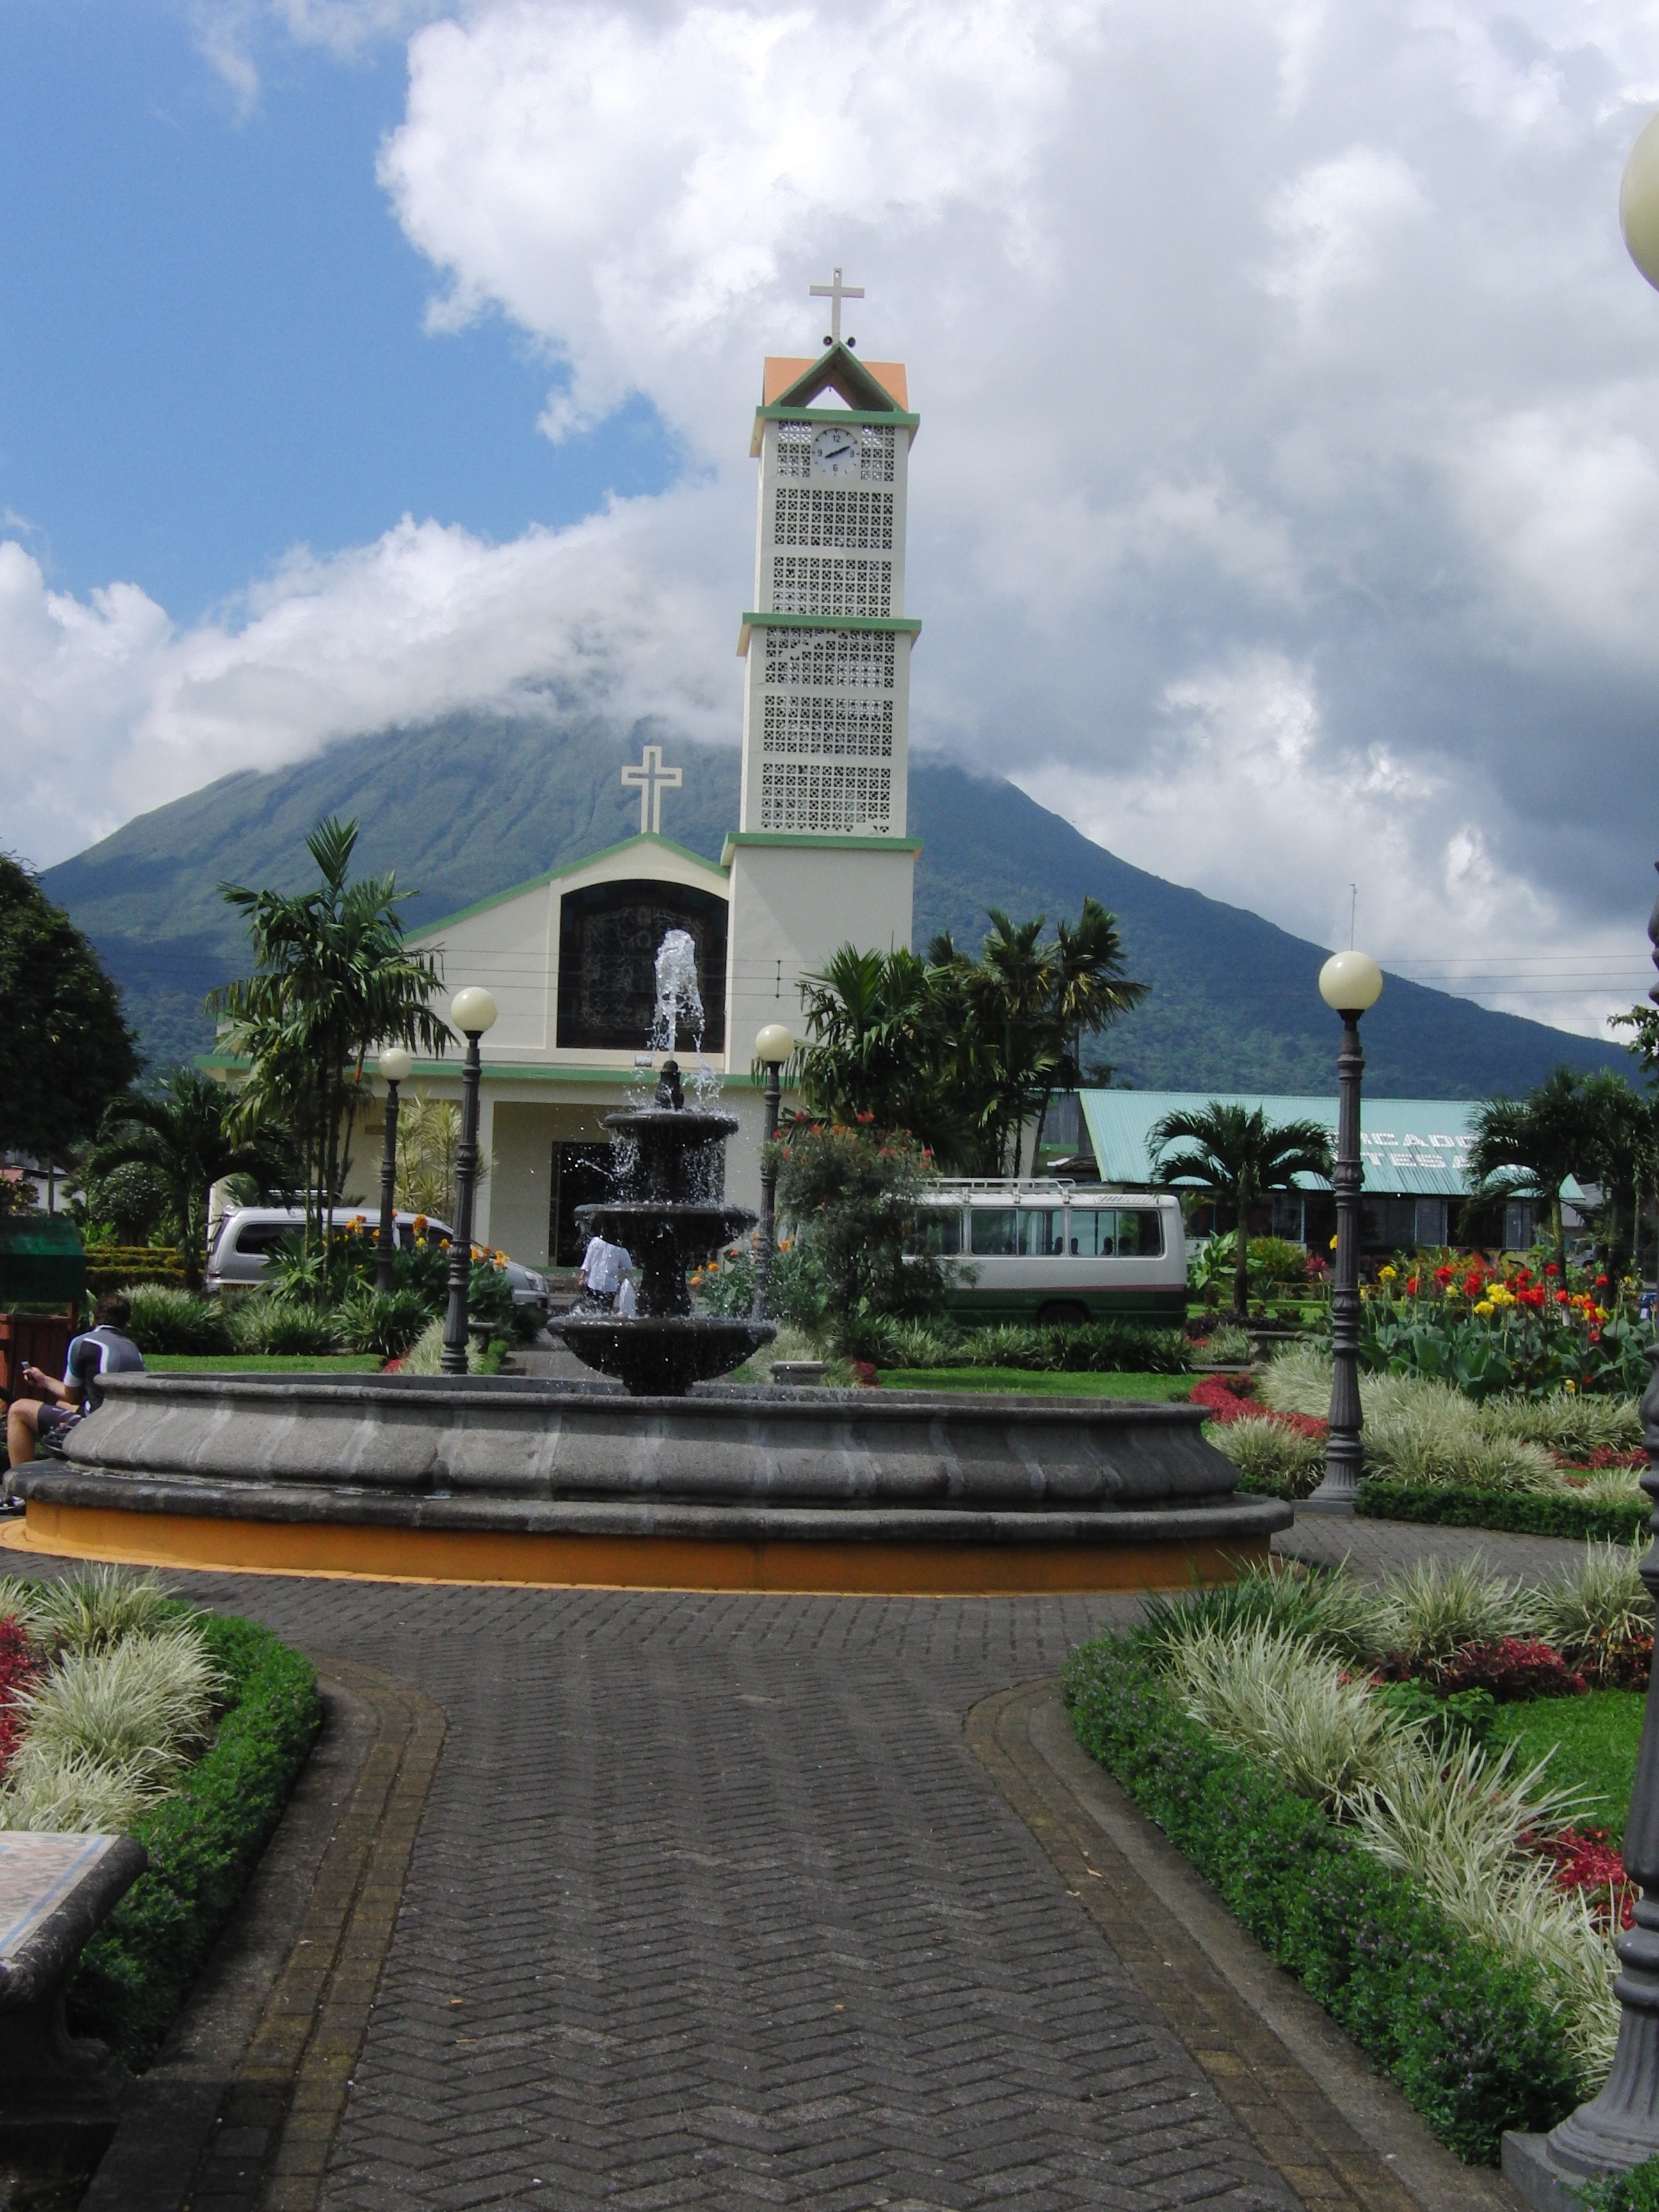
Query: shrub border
[
  {"left": 1062, "top": 1633, "right": 1581, "bottom": 2165},
  {"left": 1357, "top": 1480, "right": 1650, "bottom": 1544},
  {"left": 66, "top": 1609, "right": 322, "bottom": 2067}
]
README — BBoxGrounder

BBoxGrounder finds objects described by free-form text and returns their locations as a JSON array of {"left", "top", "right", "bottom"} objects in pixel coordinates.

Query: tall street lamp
[
  {"left": 1301, "top": 949, "right": 1383, "bottom": 1516},
  {"left": 374, "top": 1046, "right": 413, "bottom": 1294},
  {"left": 1499, "top": 113, "right": 1659, "bottom": 2201},
  {"left": 753, "top": 1024, "right": 794, "bottom": 1318},
  {"left": 441, "top": 988, "right": 497, "bottom": 1377}
]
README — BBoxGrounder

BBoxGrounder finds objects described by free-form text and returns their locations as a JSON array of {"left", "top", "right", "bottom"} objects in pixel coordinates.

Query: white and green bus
[{"left": 917, "top": 1182, "right": 1187, "bottom": 1327}]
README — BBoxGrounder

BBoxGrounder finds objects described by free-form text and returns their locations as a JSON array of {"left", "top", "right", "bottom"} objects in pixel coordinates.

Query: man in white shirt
[{"left": 578, "top": 1235, "right": 634, "bottom": 1311}]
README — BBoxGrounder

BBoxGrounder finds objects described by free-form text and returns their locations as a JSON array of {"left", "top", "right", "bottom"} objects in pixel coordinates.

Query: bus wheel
[{"left": 1037, "top": 1302, "right": 1089, "bottom": 1329}]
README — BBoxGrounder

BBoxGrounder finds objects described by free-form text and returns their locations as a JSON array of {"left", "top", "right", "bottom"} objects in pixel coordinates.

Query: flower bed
[
  {"left": 1063, "top": 1546, "right": 1658, "bottom": 2161},
  {"left": 0, "top": 1567, "right": 320, "bottom": 2068}
]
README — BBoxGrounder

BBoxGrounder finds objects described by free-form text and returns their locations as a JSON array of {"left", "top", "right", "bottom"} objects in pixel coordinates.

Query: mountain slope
[{"left": 40, "top": 712, "right": 1628, "bottom": 1096}]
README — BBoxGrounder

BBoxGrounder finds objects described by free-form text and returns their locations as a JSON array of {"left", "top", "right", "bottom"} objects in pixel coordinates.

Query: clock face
[{"left": 811, "top": 425, "right": 860, "bottom": 479}]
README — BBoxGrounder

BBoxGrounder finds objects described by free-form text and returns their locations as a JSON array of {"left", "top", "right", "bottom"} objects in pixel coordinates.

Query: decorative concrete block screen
[
  {"left": 760, "top": 760, "right": 894, "bottom": 833},
  {"left": 772, "top": 487, "right": 895, "bottom": 550},
  {"left": 770, "top": 555, "right": 894, "bottom": 618},
  {"left": 762, "top": 627, "right": 897, "bottom": 690},
  {"left": 761, "top": 696, "right": 894, "bottom": 758}
]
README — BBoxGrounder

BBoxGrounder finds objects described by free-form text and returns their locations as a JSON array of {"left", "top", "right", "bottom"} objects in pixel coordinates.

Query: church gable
[{"left": 762, "top": 344, "right": 910, "bottom": 414}]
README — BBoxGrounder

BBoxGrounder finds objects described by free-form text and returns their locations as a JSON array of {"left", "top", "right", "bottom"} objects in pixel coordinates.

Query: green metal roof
[{"left": 1080, "top": 1090, "right": 1508, "bottom": 1199}]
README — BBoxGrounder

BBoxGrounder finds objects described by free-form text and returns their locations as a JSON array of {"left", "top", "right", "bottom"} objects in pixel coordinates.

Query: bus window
[
  {"left": 1020, "top": 1208, "right": 1066, "bottom": 1255},
  {"left": 916, "top": 1210, "right": 963, "bottom": 1256},
  {"left": 970, "top": 1208, "right": 1020, "bottom": 1255},
  {"left": 1117, "top": 1210, "right": 1165, "bottom": 1256},
  {"left": 1068, "top": 1208, "right": 1166, "bottom": 1256}
]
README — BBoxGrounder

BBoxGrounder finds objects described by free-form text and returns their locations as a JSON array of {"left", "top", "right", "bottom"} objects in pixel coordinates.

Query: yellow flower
[
  {"left": 1473, "top": 1300, "right": 1494, "bottom": 1318},
  {"left": 1596, "top": 1306, "right": 1610, "bottom": 1323},
  {"left": 1378, "top": 1265, "right": 1398, "bottom": 1283},
  {"left": 1564, "top": 1379, "right": 1578, "bottom": 1393},
  {"left": 1329, "top": 1235, "right": 1339, "bottom": 1251}
]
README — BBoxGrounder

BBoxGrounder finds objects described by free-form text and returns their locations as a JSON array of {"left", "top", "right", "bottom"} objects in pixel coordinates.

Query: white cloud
[
  {"left": 0, "top": 490, "right": 743, "bottom": 870},
  {"left": 20, "top": 0, "right": 1659, "bottom": 1045}
]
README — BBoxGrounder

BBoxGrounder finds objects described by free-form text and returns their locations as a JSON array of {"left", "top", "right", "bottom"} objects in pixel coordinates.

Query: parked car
[{"left": 206, "top": 1206, "right": 551, "bottom": 1320}]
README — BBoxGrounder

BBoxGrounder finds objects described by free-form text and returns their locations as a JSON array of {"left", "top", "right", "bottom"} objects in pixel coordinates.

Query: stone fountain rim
[{"left": 84, "top": 1371, "right": 1214, "bottom": 1429}]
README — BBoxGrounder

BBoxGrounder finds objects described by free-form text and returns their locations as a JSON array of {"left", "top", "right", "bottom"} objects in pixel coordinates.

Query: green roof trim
[
  {"left": 408, "top": 830, "right": 729, "bottom": 938},
  {"left": 755, "top": 405, "right": 920, "bottom": 429},
  {"left": 722, "top": 832, "right": 922, "bottom": 865},
  {"left": 741, "top": 613, "right": 921, "bottom": 632},
  {"left": 765, "top": 342, "right": 913, "bottom": 418}
]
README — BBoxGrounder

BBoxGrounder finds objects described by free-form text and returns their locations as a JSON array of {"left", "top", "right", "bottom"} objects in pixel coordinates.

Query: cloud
[
  {"left": 0, "top": 489, "right": 744, "bottom": 870},
  {"left": 20, "top": 0, "right": 1659, "bottom": 1045}
]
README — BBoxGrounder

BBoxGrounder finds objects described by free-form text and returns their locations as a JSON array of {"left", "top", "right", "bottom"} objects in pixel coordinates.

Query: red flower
[
  {"left": 1555, "top": 1289, "right": 1570, "bottom": 1305},
  {"left": 1596, "top": 1274, "right": 1610, "bottom": 1287},
  {"left": 1462, "top": 1273, "right": 1484, "bottom": 1298},
  {"left": 1545, "top": 1263, "right": 1560, "bottom": 1276},
  {"left": 1433, "top": 1265, "right": 1454, "bottom": 1284},
  {"left": 1406, "top": 1276, "right": 1419, "bottom": 1295},
  {"left": 855, "top": 1110, "right": 876, "bottom": 1123}
]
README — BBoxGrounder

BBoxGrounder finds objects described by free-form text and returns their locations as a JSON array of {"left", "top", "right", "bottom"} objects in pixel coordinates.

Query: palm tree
[
  {"left": 1466, "top": 1068, "right": 1597, "bottom": 1281},
  {"left": 93, "top": 1070, "right": 296, "bottom": 1289},
  {"left": 796, "top": 945, "right": 976, "bottom": 1165},
  {"left": 211, "top": 818, "right": 452, "bottom": 1249},
  {"left": 1149, "top": 1102, "right": 1334, "bottom": 1318},
  {"left": 1031, "top": 897, "right": 1149, "bottom": 1160}
]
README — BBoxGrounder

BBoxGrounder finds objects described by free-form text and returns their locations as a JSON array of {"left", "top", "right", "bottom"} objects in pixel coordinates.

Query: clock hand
[{"left": 824, "top": 443, "right": 855, "bottom": 462}]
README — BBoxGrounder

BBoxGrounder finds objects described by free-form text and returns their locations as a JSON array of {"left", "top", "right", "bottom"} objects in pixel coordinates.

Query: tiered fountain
[
  {"left": 11, "top": 931, "right": 1292, "bottom": 1592},
  {"left": 556, "top": 934, "right": 775, "bottom": 1395}
]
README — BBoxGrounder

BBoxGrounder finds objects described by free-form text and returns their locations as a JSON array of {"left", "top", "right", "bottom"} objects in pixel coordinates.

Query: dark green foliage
[
  {"left": 1358, "top": 1481, "right": 1650, "bottom": 1543},
  {"left": 337, "top": 1286, "right": 431, "bottom": 1359},
  {"left": 1062, "top": 1636, "right": 1582, "bottom": 2163},
  {"left": 39, "top": 730, "right": 1628, "bottom": 1096},
  {"left": 773, "top": 1121, "right": 952, "bottom": 1352},
  {"left": 1150, "top": 1102, "right": 1333, "bottom": 1319},
  {"left": 122, "top": 1285, "right": 236, "bottom": 1354},
  {"left": 1583, "top": 2154, "right": 1659, "bottom": 2210},
  {"left": 0, "top": 851, "right": 140, "bottom": 1158},
  {"left": 94, "top": 1070, "right": 295, "bottom": 1290},
  {"left": 67, "top": 1612, "right": 320, "bottom": 2067},
  {"left": 1371, "top": 1679, "right": 1498, "bottom": 1753}
]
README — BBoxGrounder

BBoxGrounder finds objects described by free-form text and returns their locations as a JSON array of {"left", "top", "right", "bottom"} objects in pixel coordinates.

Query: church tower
[{"left": 724, "top": 276, "right": 922, "bottom": 1061}]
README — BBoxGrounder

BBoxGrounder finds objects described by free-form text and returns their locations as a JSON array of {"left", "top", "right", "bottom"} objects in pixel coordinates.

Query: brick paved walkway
[{"left": 53, "top": 1518, "right": 1586, "bottom": 2209}]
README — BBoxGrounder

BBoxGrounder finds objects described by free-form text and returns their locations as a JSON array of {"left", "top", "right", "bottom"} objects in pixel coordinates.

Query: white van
[
  {"left": 915, "top": 1182, "right": 1187, "bottom": 1328},
  {"left": 206, "top": 1208, "right": 550, "bottom": 1318}
]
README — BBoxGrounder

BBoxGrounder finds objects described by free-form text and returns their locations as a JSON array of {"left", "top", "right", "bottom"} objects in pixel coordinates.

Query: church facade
[{"left": 372, "top": 323, "right": 923, "bottom": 1273}]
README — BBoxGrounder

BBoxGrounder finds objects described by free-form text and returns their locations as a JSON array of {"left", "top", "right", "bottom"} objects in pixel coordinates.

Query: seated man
[{"left": 6, "top": 1294, "right": 146, "bottom": 1486}]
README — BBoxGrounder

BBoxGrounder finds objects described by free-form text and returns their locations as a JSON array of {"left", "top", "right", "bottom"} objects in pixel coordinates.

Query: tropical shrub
[
  {"left": 337, "top": 1286, "right": 431, "bottom": 1360},
  {"left": 1358, "top": 1256, "right": 1652, "bottom": 1399},
  {"left": 1421, "top": 1638, "right": 1587, "bottom": 1703},
  {"left": 1526, "top": 1540, "right": 1654, "bottom": 1687},
  {"left": 1583, "top": 2152, "right": 1659, "bottom": 2209},
  {"left": 771, "top": 1119, "right": 954, "bottom": 1353},
  {"left": 1194, "top": 1321, "right": 1254, "bottom": 1364},
  {"left": 1359, "top": 1483, "right": 1650, "bottom": 1544},
  {"left": 1207, "top": 1414, "right": 1326, "bottom": 1498},
  {"left": 122, "top": 1283, "right": 235, "bottom": 1356}
]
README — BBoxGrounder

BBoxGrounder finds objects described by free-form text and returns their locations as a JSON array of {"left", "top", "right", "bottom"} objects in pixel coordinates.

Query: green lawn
[
  {"left": 878, "top": 1368, "right": 1198, "bottom": 1400},
  {"left": 143, "top": 1353, "right": 385, "bottom": 1374},
  {"left": 1490, "top": 1689, "right": 1646, "bottom": 1842}
]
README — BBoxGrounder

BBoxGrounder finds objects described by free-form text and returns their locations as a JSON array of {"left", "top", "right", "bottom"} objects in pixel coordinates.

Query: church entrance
[{"left": 549, "top": 1143, "right": 613, "bottom": 1270}]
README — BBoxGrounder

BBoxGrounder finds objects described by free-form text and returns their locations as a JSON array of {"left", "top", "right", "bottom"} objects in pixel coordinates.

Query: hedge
[
  {"left": 1062, "top": 1635, "right": 1582, "bottom": 2164},
  {"left": 1358, "top": 1480, "right": 1650, "bottom": 1544},
  {"left": 66, "top": 1610, "right": 322, "bottom": 2067}
]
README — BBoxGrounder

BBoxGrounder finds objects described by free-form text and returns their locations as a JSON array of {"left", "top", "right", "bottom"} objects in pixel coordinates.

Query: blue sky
[{"left": 0, "top": 1, "right": 675, "bottom": 620}]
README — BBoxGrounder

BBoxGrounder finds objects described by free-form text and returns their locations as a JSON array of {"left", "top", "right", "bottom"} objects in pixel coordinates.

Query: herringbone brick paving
[
  {"left": 100, "top": 1524, "right": 1577, "bottom": 2209},
  {"left": 121, "top": 1576, "right": 1292, "bottom": 2209}
]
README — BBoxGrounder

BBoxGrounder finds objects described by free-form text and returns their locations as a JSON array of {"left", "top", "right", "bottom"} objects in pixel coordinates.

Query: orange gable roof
[{"left": 762, "top": 355, "right": 909, "bottom": 408}]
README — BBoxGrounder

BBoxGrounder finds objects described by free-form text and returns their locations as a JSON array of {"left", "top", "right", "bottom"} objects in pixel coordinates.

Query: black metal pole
[
  {"left": 441, "top": 1032, "right": 483, "bottom": 1375},
  {"left": 754, "top": 1061, "right": 781, "bottom": 1319},
  {"left": 1510, "top": 867, "right": 1659, "bottom": 2198},
  {"left": 375, "top": 1080, "right": 401, "bottom": 1295},
  {"left": 1304, "top": 1008, "right": 1365, "bottom": 1514}
]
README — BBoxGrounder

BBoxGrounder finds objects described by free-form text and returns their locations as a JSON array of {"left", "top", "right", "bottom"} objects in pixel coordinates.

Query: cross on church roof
[
  {"left": 621, "top": 744, "right": 682, "bottom": 835},
  {"left": 810, "top": 266, "right": 863, "bottom": 345}
]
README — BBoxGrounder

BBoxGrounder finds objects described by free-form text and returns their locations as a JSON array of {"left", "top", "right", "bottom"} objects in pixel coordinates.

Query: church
[{"left": 381, "top": 286, "right": 923, "bottom": 1275}]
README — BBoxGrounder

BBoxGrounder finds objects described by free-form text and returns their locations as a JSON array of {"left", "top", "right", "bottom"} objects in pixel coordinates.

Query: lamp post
[
  {"left": 440, "top": 988, "right": 497, "bottom": 1376},
  {"left": 1498, "top": 115, "right": 1659, "bottom": 2200},
  {"left": 753, "top": 1024, "right": 794, "bottom": 1318},
  {"left": 374, "top": 1046, "right": 413, "bottom": 1294},
  {"left": 1301, "top": 949, "right": 1383, "bottom": 1516}
]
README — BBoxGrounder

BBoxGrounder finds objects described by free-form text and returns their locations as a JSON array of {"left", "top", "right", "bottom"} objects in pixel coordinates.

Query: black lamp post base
[
  {"left": 1503, "top": 2132, "right": 1612, "bottom": 2211},
  {"left": 1297, "top": 1495, "right": 1356, "bottom": 1517}
]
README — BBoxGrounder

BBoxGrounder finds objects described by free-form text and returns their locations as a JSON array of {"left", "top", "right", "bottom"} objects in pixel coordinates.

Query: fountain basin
[
  {"left": 556, "top": 1314, "right": 776, "bottom": 1394},
  {"left": 8, "top": 1371, "right": 1292, "bottom": 1592}
]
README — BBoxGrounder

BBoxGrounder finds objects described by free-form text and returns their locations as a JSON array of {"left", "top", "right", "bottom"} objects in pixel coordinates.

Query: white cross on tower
[
  {"left": 810, "top": 266, "right": 863, "bottom": 344},
  {"left": 621, "top": 744, "right": 683, "bottom": 835}
]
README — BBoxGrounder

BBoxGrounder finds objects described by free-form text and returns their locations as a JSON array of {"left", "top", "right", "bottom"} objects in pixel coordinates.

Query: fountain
[
  {"left": 554, "top": 933, "right": 775, "bottom": 1393},
  {"left": 6, "top": 930, "right": 1293, "bottom": 1592}
]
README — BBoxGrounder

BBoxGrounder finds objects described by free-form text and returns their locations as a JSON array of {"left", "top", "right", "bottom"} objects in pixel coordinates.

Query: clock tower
[{"left": 723, "top": 284, "right": 922, "bottom": 1060}]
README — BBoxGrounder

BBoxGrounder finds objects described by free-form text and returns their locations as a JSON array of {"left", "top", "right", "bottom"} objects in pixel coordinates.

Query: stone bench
[{"left": 0, "top": 1832, "right": 147, "bottom": 2138}]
